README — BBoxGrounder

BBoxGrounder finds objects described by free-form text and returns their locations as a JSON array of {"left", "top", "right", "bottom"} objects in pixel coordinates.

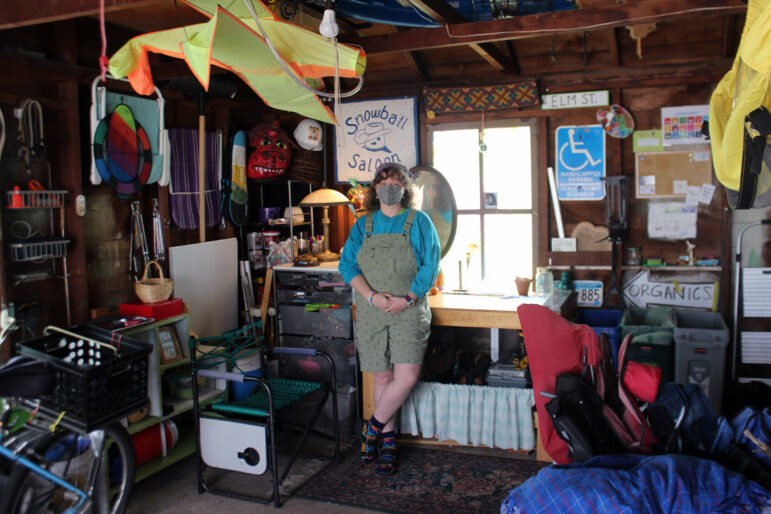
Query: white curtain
[{"left": 399, "top": 381, "right": 535, "bottom": 450}]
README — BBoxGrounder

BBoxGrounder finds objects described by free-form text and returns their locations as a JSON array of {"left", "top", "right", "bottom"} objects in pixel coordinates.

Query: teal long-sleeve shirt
[{"left": 339, "top": 209, "right": 440, "bottom": 299}]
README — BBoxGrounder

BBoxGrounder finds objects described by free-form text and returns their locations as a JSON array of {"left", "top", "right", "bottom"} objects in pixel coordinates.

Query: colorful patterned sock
[
  {"left": 361, "top": 416, "right": 385, "bottom": 465},
  {"left": 376, "top": 431, "right": 397, "bottom": 475}
]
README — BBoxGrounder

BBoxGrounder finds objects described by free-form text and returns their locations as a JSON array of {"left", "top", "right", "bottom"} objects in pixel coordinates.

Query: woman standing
[{"left": 339, "top": 163, "right": 440, "bottom": 475}]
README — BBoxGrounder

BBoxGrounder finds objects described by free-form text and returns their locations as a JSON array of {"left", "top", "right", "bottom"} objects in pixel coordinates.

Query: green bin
[{"left": 620, "top": 307, "right": 676, "bottom": 338}]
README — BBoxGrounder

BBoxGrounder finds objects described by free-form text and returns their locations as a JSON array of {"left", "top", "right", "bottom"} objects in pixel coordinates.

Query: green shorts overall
[{"left": 354, "top": 210, "right": 432, "bottom": 373}]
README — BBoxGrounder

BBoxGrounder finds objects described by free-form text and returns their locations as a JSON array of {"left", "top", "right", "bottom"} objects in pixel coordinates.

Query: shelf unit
[
  {"left": 110, "top": 313, "right": 226, "bottom": 482},
  {"left": 0, "top": 158, "right": 72, "bottom": 326},
  {"left": 255, "top": 179, "right": 314, "bottom": 265}
]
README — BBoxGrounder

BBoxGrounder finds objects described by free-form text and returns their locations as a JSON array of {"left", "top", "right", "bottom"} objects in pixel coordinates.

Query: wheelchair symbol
[{"left": 559, "top": 128, "right": 602, "bottom": 172}]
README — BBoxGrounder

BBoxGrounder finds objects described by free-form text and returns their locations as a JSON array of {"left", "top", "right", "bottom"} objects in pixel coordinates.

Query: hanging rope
[{"left": 98, "top": 0, "right": 109, "bottom": 82}]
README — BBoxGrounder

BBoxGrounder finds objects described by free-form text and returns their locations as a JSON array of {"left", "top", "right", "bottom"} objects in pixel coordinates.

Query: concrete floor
[
  {"left": 125, "top": 434, "right": 536, "bottom": 513},
  {"left": 126, "top": 442, "right": 379, "bottom": 513}
]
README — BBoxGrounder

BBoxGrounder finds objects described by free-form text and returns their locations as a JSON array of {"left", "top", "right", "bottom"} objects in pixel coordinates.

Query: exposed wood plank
[
  {"left": 406, "top": 0, "right": 463, "bottom": 24},
  {"left": 350, "top": 0, "right": 746, "bottom": 55},
  {"left": 0, "top": 0, "right": 163, "bottom": 30},
  {"left": 503, "top": 40, "right": 521, "bottom": 75},
  {"left": 606, "top": 28, "right": 620, "bottom": 67},
  {"left": 406, "top": 0, "right": 518, "bottom": 74},
  {"left": 469, "top": 42, "right": 517, "bottom": 73},
  {"left": 359, "top": 59, "right": 731, "bottom": 99},
  {"left": 395, "top": 26, "right": 431, "bottom": 82},
  {"left": 52, "top": 21, "right": 89, "bottom": 325}
]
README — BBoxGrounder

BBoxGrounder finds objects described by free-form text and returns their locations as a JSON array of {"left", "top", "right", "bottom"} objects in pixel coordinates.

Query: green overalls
[{"left": 354, "top": 209, "right": 432, "bottom": 372}]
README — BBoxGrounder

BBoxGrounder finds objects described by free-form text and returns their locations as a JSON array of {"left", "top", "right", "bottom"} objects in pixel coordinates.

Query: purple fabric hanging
[{"left": 168, "top": 128, "right": 221, "bottom": 230}]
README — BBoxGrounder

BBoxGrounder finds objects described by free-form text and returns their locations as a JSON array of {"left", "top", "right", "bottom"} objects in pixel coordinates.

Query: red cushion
[
  {"left": 623, "top": 360, "right": 662, "bottom": 403},
  {"left": 518, "top": 304, "right": 600, "bottom": 464}
]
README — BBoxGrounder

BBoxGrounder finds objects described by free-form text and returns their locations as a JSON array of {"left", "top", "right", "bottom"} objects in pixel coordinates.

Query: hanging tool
[
  {"left": 16, "top": 99, "right": 44, "bottom": 178},
  {"left": 602, "top": 176, "right": 628, "bottom": 307},
  {"left": 129, "top": 201, "right": 150, "bottom": 280},
  {"left": 151, "top": 186, "right": 166, "bottom": 265}
]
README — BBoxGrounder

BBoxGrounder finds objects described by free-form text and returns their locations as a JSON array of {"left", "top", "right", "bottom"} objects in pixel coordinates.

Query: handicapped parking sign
[{"left": 555, "top": 125, "right": 606, "bottom": 200}]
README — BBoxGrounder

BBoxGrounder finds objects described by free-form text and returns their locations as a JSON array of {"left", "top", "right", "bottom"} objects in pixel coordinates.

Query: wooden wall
[{"left": 0, "top": 16, "right": 734, "bottom": 346}]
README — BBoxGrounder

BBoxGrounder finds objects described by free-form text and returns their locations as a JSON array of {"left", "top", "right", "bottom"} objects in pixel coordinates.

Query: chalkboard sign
[{"left": 635, "top": 150, "right": 713, "bottom": 198}]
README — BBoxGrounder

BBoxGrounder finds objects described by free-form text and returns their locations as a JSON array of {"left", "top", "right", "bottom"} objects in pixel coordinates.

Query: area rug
[{"left": 296, "top": 445, "right": 548, "bottom": 513}]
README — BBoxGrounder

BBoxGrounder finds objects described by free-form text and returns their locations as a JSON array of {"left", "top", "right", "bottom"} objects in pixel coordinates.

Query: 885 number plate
[{"left": 573, "top": 280, "right": 603, "bottom": 307}]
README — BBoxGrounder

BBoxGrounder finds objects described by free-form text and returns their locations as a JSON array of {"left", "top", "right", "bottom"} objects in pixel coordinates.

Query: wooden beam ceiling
[
  {"left": 406, "top": 0, "right": 519, "bottom": 74},
  {"left": 0, "top": 0, "right": 162, "bottom": 30},
  {"left": 350, "top": 0, "right": 746, "bottom": 55}
]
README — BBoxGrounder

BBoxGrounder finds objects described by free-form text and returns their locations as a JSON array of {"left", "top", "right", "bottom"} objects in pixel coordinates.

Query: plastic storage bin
[
  {"left": 674, "top": 309, "right": 729, "bottom": 414},
  {"left": 17, "top": 325, "right": 152, "bottom": 432},
  {"left": 620, "top": 307, "right": 676, "bottom": 338},
  {"left": 574, "top": 309, "right": 624, "bottom": 368},
  {"left": 280, "top": 335, "right": 357, "bottom": 386}
]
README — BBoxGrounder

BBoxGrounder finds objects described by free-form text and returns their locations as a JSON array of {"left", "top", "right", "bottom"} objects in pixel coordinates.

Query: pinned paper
[
  {"left": 648, "top": 202, "right": 697, "bottom": 239},
  {"left": 673, "top": 180, "right": 688, "bottom": 195},
  {"left": 699, "top": 183, "right": 716, "bottom": 204},
  {"left": 685, "top": 186, "right": 700, "bottom": 207},
  {"left": 633, "top": 129, "right": 663, "bottom": 152},
  {"left": 639, "top": 175, "right": 656, "bottom": 196}
]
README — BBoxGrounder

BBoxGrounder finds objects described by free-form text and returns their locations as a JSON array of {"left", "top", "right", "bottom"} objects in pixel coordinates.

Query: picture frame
[{"left": 158, "top": 326, "right": 183, "bottom": 364}]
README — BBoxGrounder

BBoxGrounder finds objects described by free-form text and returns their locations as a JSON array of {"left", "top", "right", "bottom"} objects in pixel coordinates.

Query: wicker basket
[{"left": 135, "top": 260, "right": 173, "bottom": 303}]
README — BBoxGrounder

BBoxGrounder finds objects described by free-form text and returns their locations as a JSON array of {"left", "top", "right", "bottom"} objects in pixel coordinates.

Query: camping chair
[{"left": 190, "top": 321, "right": 340, "bottom": 508}]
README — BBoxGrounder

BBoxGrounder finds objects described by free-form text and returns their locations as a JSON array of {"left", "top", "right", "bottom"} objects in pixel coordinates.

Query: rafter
[
  {"left": 0, "top": 0, "right": 162, "bottom": 30},
  {"left": 406, "top": 0, "right": 519, "bottom": 74},
  {"left": 350, "top": 0, "right": 746, "bottom": 55}
]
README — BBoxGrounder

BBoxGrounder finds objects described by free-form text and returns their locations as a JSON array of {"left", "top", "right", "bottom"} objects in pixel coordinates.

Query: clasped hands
[{"left": 371, "top": 292, "right": 409, "bottom": 314}]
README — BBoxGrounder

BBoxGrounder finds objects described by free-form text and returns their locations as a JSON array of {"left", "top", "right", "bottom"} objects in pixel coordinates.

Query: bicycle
[{"left": 0, "top": 325, "right": 150, "bottom": 513}]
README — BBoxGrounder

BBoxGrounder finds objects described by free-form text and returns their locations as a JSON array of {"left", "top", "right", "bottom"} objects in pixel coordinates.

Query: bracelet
[
  {"left": 368, "top": 291, "right": 376, "bottom": 305},
  {"left": 404, "top": 294, "right": 415, "bottom": 307}
]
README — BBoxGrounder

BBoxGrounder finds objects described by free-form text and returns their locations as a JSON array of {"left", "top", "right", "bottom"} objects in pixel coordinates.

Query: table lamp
[{"left": 299, "top": 188, "right": 351, "bottom": 262}]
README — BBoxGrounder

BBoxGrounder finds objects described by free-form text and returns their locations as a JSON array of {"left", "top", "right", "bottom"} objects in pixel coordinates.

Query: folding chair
[{"left": 190, "top": 322, "right": 340, "bottom": 508}]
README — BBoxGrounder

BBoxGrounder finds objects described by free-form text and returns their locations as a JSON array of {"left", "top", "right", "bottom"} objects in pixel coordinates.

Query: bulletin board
[{"left": 635, "top": 150, "right": 712, "bottom": 198}]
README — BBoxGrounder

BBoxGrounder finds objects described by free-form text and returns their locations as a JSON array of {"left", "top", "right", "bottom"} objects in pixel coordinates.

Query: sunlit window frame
[{"left": 427, "top": 117, "right": 541, "bottom": 282}]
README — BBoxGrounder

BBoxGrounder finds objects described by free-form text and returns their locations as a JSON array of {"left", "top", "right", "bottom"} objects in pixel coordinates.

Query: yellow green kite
[{"left": 109, "top": 0, "right": 366, "bottom": 124}]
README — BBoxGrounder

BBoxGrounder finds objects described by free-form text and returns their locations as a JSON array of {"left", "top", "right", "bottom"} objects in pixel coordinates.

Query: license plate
[{"left": 573, "top": 280, "right": 603, "bottom": 307}]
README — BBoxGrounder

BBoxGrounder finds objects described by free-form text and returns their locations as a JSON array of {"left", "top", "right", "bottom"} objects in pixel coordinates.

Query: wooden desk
[{"left": 361, "top": 290, "right": 575, "bottom": 414}]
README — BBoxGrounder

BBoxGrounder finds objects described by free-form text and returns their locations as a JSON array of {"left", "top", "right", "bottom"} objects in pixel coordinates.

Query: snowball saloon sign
[{"left": 334, "top": 96, "right": 419, "bottom": 183}]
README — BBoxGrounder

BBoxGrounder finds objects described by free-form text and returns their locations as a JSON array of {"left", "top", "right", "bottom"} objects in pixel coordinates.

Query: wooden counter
[{"left": 361, "top": 290, "right": 574, "bottom": 461}]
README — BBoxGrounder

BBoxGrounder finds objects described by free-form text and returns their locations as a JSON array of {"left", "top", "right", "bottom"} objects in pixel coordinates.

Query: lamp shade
[{"left": 299, "top": 188, "right": 351, "bottom": 206}]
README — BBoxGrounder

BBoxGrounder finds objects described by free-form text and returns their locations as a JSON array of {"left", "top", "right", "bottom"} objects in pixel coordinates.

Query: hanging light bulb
[{"left": 319, "top": 0, "right": 339, "bottom": 39}]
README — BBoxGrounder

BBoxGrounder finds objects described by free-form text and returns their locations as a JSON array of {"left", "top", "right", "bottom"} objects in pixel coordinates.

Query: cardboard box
[{"left": 120, "top": 298, "right": 184, "bottom": 320}]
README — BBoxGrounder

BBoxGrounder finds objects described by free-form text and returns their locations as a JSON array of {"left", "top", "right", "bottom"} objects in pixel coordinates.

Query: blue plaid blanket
[{"left": 502, "top": 454, "right": 770, "bottom": 514}]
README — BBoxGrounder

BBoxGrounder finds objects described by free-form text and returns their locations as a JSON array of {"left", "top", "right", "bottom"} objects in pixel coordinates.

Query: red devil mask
[{"left": 247, "top": 120, "right": 293, "bottom": 179}]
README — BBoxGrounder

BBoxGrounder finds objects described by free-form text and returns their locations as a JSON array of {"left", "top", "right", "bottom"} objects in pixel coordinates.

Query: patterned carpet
[{"left": 296, "top": 445, "right": 548, "bottom": 513}]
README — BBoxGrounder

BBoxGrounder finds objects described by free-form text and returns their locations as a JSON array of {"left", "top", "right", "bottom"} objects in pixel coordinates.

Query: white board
[{"left": 170, "top": 238, "right": 238, "bottom": 338}]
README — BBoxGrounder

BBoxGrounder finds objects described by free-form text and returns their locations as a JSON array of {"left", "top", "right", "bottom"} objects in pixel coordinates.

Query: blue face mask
[{"left": 376, "top": 184, "right": 405, "bottom": 206}]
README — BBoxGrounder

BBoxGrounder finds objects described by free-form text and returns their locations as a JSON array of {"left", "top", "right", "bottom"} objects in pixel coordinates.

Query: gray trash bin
[{"left": 673, "top": 309, "right": 729, "bottom": 415}]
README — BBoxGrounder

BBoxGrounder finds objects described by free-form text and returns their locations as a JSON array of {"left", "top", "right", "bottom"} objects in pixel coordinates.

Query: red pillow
[{"left": 623, "top": 360, "right": 662, "bottom": 403}]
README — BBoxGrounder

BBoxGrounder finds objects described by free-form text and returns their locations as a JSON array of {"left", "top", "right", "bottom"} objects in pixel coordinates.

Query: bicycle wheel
[{"left": 1, "top": 422, "right": 136, "bottom": 514}]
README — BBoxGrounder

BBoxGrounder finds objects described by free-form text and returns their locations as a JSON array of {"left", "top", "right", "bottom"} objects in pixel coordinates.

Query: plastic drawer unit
[
  {"left": 274, "top": 264, "right": 358, "bottom": 436},
  {"left": 280, "top": 334, "right": 357, "bottom": 386}
]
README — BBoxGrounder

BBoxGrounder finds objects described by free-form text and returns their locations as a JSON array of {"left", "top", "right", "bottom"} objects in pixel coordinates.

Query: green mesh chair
[{"left": 190, "top": 322, "right": 339, "bottom": 508}]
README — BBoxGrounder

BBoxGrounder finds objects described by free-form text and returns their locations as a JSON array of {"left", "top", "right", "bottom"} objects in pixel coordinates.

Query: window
[{"left": 429, "top": 118, "right": 538, "bottom": 293}]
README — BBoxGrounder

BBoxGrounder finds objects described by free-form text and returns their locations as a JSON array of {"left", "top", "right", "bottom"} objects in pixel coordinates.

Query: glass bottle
[{"left": 535, "top": 267, "right": 554, "bottom": 297}]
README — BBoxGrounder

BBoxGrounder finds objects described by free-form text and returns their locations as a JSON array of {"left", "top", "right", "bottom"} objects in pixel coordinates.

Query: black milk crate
[{"left": 17, "top": 325, "right": 152, "bottom": 433}]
